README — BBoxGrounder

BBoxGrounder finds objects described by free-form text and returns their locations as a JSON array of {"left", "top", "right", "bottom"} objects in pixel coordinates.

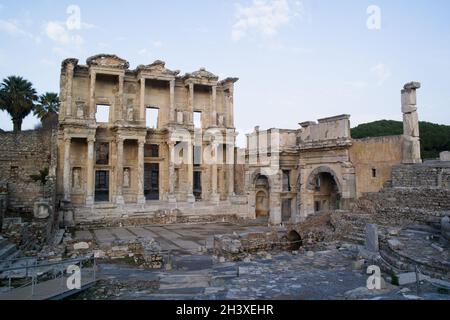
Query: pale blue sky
[{"left": 1, "top": 0, "right": 449, "bottom": 146}]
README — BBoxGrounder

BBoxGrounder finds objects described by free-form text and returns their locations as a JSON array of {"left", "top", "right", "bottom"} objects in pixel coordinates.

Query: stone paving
[
  {"left": 71, "top": 244, "right": 450, "bottom": 300},
  {"left": 75, "top": 222, "right": 278, "bottom": 254}
]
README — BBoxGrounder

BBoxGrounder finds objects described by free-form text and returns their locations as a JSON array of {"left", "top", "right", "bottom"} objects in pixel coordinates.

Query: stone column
[
  {"left": 401, "top": 82, "right": 422, "bottom": 164},
  {"left": 188, "top": 82, "right": 194, "bottom": 124},
  {"left": 227, "top": 144, "right": 235, "bottom": 199},
  {"left": 168, "top": 141, "right": 177, "bottom": 203},
  {"left": 211, "top": 85, "right": 217, "bottom": 127},
  {"left": 140, "top": 78, "right": 146, "bottom": 121},
  {"left": 228, "top": 87, "right": 234, "bottom": 128},
  {"left": 186, "top": 140, "right": 195, "bottom": 203},
  {"left": 116, "top": 137, "right": 125, "bottom": 204},
  {"left": 169, "top": 79, "right": 175, "bottom": 123},
  {"left": 210, "top": 142, "right": 220, "bottom": 203},
  {"left": 117, "top": 75, "right": 124, "bottom": 122},
  {"left": 63, "top": 137, "right": 71, "bottom": 201},
  {"left": 269, "top": 192, "right": 282, "bottom": 225},
  {"left": 86, "top": 137, "right": 95, "bottom": 205},
  {"left": 137, "top": 140, "right": 146, "bottom": 204},
  {"left": 65, "top": 63, "right": 75, "bottom": 117},
  {"left": 89, "top": 71, "right": 96, "bottom": 120}
]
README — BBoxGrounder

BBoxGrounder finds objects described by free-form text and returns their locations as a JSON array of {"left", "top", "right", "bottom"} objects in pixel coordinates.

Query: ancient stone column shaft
[
  {"left": 65, "top": 63, "right": 75, "bottom": 117},
  {"left": 211, "top": 85, "right": 217, "bottom": 127},
  {"left": 116, "top": 138, "right": 124, "bottom": 204},
  {"left": 227, "top": 144, "right": 235, "bottom": 197},
  {"left": 137, "top": 140, "right": 146, "bottom": 204},
  {"left": 140, "top": 78, "right": 146, "bottom": 121},
  {"left": 188, "top": 82, "right": 194, "bottom": 124},
  {"left": 210, "top": 142, "right": 219, "bottom": 202},
  {"left": 117, "top": 75, "right": 124, "bottom": 121},
  {"left": 169, "top": 80, "right": 175, "bottom": 123},
  {"left": 89, "top": 71, "right": 96, "bottom": 120},
  {"left": 63, "top": 137, "right": 71, "bottom": 201},
  {"left": 86, "top": 137, "right": 95, "bottom": 205},
  {"left": 228, "top": 87, "right": 234, "bottom": 128},
  {"left": 168, "top": 142, "right": 176, "bottom": 195}
]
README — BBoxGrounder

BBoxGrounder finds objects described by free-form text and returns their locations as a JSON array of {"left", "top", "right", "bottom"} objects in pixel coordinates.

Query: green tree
[
  {"left": 33, "top": 92, "right": 60, "bottom": 121},
  {"left": 0, "top": 76, "right": 38, "bottom": 132},
  {"left": 34, "top": 92, "right": 60, "bottom": 128},
  {"left": 351, "top": 120, "right": 450, "bottom": 159}
]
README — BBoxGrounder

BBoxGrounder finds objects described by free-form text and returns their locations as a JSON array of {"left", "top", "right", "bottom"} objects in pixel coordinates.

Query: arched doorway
[
  {"left": 307, "top": 167, "right": 341, "bottom": 213},
  {"left": 254, "top": 174, "right": 270, "bottom": 218}
]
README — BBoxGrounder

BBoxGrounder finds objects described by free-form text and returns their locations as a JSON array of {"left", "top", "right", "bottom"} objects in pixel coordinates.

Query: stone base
[
  {"left": 187, "top": 194, "right": 196, "bottom": 203},
  {"left": 116, "top": 195, "right": 125, "bottom": 205},
  {"left": 137, "top": 195, "right": 146, "bottom": 205},
  {"left": 168, "top": 194, "right": 177, "bottom": 204},
  {"left": 210, "top": 193, "right": 220, "bottom": 203},
  {"left": 85, "top": 196, "right": 94, "bottom": 206}
]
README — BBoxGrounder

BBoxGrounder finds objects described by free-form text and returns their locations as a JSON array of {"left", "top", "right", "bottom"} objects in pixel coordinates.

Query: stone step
[
  {"left": 0, "top": 243, "right": 17, "bottom": 261},
  {"left": 0, "top": 238, "right": 9, "bottom": 249},
  {"left": 341, "top": 234, "right": 365, "bottom": 245}
]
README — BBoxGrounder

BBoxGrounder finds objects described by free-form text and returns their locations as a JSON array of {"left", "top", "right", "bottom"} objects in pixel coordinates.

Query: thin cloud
[
  {"left": 371, "top": 62, "right": 391, "bottom": 86},
  {"left": 231, "top": 0, "right": 304, "bottom": 42},
  {"left": 0, "top": 19, "right": 39, "bottom": 42},
  {"left": 44, "top": 21, "right": 83, "bottom": 46}
]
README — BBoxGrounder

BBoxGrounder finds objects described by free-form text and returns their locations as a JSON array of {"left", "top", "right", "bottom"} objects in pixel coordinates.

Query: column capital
[
  {"left": 87, "top": 136, "right": 96, "bottom": 143},
  {"left": 64, "top": 136, "right": 72, "bottom": 143},
  {"left": 116, "top": 136, "right": 125, "bottom": 144}
]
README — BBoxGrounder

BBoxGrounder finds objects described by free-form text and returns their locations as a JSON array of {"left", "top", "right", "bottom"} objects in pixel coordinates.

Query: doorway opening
[
  {"left": 95, "top": 170, "right": 109, "bottom": 202},
  {"left": 144, "top": 163, "right": 159, "bottom": 200}
]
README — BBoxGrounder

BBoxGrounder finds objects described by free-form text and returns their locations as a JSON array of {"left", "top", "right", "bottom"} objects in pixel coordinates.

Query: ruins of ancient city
[
  {"left": 0, "top": 53, "right": 448, "bottom": 301},
  {"left": 0, "top": 2, "right": 449, "bottom": 305}
]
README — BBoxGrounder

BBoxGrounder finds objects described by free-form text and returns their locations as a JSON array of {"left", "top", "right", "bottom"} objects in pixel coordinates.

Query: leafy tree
[
  {"left": 351, "top": 120, "right": 450, "bottom": 159},
  {"left": 33, "top": 92, "right": 60, "bottom": 122},
  {"left": 0, "top": 76, "right": 38, "bottom": 132}
]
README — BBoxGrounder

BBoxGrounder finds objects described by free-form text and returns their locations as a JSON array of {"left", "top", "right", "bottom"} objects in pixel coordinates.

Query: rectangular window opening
[
  {"left": 95, "top": 105, "right": 110, "bottom": 123},
  {"left": 194, "top": 111, "right": 202, "bottom": 129},
  {"left": 146, "top": 107, "right": 159, "bottom": 129},
  {"left": 372, "top": 168, "right": 377, "bottom": 178}
]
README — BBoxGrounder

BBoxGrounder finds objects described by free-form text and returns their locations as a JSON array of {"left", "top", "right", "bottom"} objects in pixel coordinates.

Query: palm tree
[
  {"left": 34, "top": 92, "right": 60, "bottom": 127},
  {"left": 0, "top": 76, "right": 38, "bottom": 132}
]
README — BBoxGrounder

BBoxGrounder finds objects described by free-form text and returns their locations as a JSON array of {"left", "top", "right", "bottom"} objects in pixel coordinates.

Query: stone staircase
[
  {"left": 334, "top": 212, "right": 374, "bottom": 245},
  {"left": 0, "top": 236, "right": 18, "bottom": 261}
]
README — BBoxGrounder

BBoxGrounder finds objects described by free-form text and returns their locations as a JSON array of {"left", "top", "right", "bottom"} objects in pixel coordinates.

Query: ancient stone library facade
[{"left": 0, "top": 54, "right": 435, "bottom": 228}]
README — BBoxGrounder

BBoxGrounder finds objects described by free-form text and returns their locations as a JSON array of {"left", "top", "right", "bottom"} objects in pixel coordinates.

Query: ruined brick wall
[
  {"left": 355, "top": 161, "right": 450, "bottom": 226},
  {"left": 391, "top": 162, "right": 450, "bottom": 189},
  {"left": 0, "top": 129, "right": 57, "bottom": 214}
]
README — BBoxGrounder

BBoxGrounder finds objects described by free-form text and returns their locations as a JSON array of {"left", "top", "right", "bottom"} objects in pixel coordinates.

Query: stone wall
[
  {"left": 391, "top": 161, "right": 450, "bottom": 189},
  {"left": 355, "top": 161, "right": 450, "bottom": 226},
  {"left": 350, "top": 135, "right": 403, "bottom": 198},
  {"left": 0, "top": 129, "right": 57, "bottom": 214}
]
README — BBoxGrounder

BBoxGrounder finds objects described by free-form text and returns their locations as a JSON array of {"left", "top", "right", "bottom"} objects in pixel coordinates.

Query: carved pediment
[
  {"left": 136, "top": 60, "right": 180, "bottom": 77},
  {"left": 183, "top": 68, "right": 219, "bottom": 81},
  {"left": 86, "top": 54, "right": 129, "bottom": 69}
]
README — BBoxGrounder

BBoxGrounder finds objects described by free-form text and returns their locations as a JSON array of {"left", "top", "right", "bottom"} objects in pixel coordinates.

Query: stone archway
[{"left": 306, "top": 166, "right": 342, "bottom": 213}]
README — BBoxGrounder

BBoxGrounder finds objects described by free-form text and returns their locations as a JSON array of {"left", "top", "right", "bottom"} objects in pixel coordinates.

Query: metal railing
[{"left": 0, "top": 255, "right": 96, "bottom": 298}]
